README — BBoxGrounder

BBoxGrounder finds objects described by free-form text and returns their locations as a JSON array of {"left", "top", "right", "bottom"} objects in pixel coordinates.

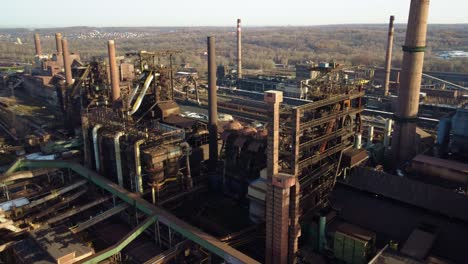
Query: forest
[{"left": 0, "top": 24, "right": 467, "bottom": 74}]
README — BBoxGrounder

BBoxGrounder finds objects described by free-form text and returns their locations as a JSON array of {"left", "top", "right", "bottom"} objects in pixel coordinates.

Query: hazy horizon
[
  {"left": 2, "top": 0, "right": 467, "bottom": 28},
  {"left": 1, "top": 23, "right": 468, "bottom": 30}
]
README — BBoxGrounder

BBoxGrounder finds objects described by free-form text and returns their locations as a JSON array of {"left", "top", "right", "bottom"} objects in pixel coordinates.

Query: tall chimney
[
  {"left": 264, "top": 90, "right": 290, "bottom": 264},
  {"left": 61, "top": 38, "right": 73, "bottom": 86},
  {"left": 384, "top": 16, "right": 395, "bottom": 96},
  {"left": 237, "top": 19, "right": 242, "bottom": 79},
  {"left": 55, "top": 33, "right": 63, "bottom": 56},
  {"left": 207, "top": 36, "right": 218, "bottom": 172},
  {"left": 392, "top": 0, "right": 430, "bottom": 164},
  {"left": 107, "top": 40, "right": 121, "bottom": 106},
  {"left": 33, "top": 33, "right": 42, "bottom": 56}
]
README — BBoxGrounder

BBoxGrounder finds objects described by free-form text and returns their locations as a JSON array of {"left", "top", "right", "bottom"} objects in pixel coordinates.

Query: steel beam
[
  {"left": 297, "top": 91, "right": 365, "bottom": 112},
  {"left": 46, "top": 196, "right": 111, "bottom": 225},
  {"left": 77, "top": 215, "right": 157, "bottom": 264},
  {"left": 71, "top": 203, "right": 129, "bottom": 233},
  {"left": 300, "top": 108, "right": 363, "bottom": 130},
  {"left": 25, "top": 180, "right": 87, "bottom": 210},
  {"left": 28, "top": 188, "right": 88, "bottom": 221}
]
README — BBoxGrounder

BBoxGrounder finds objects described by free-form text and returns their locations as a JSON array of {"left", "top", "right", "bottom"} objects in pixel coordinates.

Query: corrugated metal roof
[
  {"left": 412, "top": 155, "right": 468, "bottom": 174},
  {"left": 344, "top": 167, "right": 468, "bottom": 222}
]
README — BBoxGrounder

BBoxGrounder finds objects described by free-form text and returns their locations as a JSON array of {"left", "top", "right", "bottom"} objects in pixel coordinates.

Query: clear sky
[{"left": 1, "top": 0, "right": 467, "bottom": 28}]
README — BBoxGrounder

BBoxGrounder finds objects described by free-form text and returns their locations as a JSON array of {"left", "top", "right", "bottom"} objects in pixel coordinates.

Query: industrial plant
[{"left": 1, "top": 0, "right": 468, "bottom": 263}]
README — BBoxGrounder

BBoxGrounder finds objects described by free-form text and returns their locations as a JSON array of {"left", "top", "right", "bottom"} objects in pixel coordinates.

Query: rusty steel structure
[
  {"left": 256, "top": 76, "right": 364, "bottom": 263},
  {"left": 5, "top": 1, "right": 468, "bottom": 263},
  {"left": 392, "top": 0, "right": 430, "bottom": 164},
  {"left": 384, "top": 15, "right": 395, "bottom": 97}
]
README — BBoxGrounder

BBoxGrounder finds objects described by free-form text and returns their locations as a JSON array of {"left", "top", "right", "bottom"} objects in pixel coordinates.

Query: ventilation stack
[
  {"left": 264, "top": 90, "right": 297, "bottom": 264},
  {"left": 55, "top": 33, "right": 63, "bottom": 57},
  {"left": 207, "top": 36, "right": 219, "bottom": 173},
  {"left": 61, "top": 38, "right": 73, "bottom": 86},
  {"left": 392, "top": 0, "right": 430, "bottom": 164},
  {"left": 33, "top": 33, "right": 42, "bottom": 56},
  {"left": 384, "top": 15, "right": 395, "bottom": 96},
  {"left": 107, "top": 40, "right": 121, "bottom": 107},
  {"left": 237, "top": 18, "right": 242, "bottom": 79}
]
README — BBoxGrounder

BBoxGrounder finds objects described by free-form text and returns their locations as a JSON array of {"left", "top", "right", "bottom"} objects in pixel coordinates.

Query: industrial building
[{"left": 1, "top": 0, "right": 468, "bottom": 264}]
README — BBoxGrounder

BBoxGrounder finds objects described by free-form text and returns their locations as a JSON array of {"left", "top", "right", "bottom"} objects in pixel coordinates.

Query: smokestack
[
  {"left": 61, "top": 38, "right": 73, "bottom": 86},
  {"left": 55, "top": 33, "right": 63, "bottom": 56},
  {"left": 237, "top": 18, "right": 242, "bottom": 79},
  {"left": 107, "top": 40, "right": 121, "bottom": 107},
  {"left": 384, "top": 16, "right": 395, "bottom": 96},
  {"left": 264, "top": 90, "right": 288, "bottom": 264},
  {"left": 33, "top": 33, "right": 42, "bottom": 56},
  {"left": 392, "top": 0, "right": 430, "bottom": 164},
  {"left": 207, "top": 36, "right": 218, "bottom": 172}
]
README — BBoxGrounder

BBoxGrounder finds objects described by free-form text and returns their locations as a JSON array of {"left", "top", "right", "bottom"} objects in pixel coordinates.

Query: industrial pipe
[
  {"left": 92, "top": 124, "right": 103, "bottom": 171},
  {"left": 129, "top": 72, "right": 154, "bottom": 115},
  {"left": 114, "top": 131, "right": 125, "bottom": 187},
  {"left": 194, "top": 79, "right": 200, "bottom": 105},
  {"left": 61, "top": 38, "right": 73, "bottom": 86},
  {"left": 355, "top": 133, "right": 362, "bottom": 149},
  {"left": 367, "top": 125, "right": 374, "bottom": 148},
  {"left": 384, "top": 119, "right": 393, "bottom": 149},
  {"left": 392, "top": 0, "right": 430, "bottom": 164},
  {"left": 25, "top": 180, "right": 87, "bottom": 210},
  {"left": 207, "top": 36, "right": 218, "bottom": 173},
  {"left": 55, "top": 33, "right": 63, "bottom": 57},
  {"left": 180, "top": 142, "right": 193, "bottom": 189},
  {"left": 81, "top": 117, "right": 92, "bottom": 168},
  {"left": 29, "top": 188, "right": 88, "bottom": 221},
  {"left": 237, "top": 19, "right": 242, "bottom": 79},
  {"left": 108, "top": 40, "right": 121, "bottom": 107},
  {"left": 383, "top": 16, "right": 395, "bottom": 96},
  {"left": 33, "top": 33, "right": 42, "bottom": 56},
  {"left": 134, "top": 139, "right": 146, "bottom": 194},
  {"left": 0, "top": 168, "right": 57, "bottom": 184},
  {"left": 318, "top": 216, "right": 327, "bottom": 252}
]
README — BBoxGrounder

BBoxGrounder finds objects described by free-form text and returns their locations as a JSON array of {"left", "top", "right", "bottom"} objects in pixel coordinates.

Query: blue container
[
  {"left": 437, "top": 117, "right": 451, "bottom": 145},
  {"left": 452, "top": 109, "right": 468, "bottom": 137}
]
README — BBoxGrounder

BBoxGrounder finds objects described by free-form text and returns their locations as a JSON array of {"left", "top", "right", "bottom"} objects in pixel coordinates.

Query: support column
[
  {"left": 392, "top": 0, "right": 430, "bottom": 164},
  {"left": 288, "top": 108, "right": 301, "bottom": 264}
]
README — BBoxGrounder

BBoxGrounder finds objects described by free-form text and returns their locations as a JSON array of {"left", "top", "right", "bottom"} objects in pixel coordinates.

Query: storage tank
[
  {"left": 436, "top": 117, "right": 451, "bottom": 146},
  {"left": 451, "top": 109, "right": 468, "bottom": 138},
  {"left": 450, "top": 109, "right": 468, "bottom": 157}
]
